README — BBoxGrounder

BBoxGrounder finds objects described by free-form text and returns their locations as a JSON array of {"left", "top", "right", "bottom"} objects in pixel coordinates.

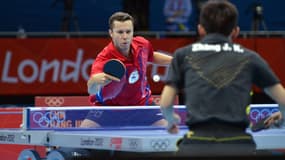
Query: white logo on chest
[{"left": 128, "top": 70, "right": 139, "bottom": 84}]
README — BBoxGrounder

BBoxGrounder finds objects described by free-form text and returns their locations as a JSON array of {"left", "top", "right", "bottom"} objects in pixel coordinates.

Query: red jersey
[{"left": 89, "top": 36, "right": 154, "bottom": 106}]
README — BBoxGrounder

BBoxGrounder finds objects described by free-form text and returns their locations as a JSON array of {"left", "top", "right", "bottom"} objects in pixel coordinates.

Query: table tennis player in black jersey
[{"left": 159, "top": 0, "right": 285, "bottom": 157}]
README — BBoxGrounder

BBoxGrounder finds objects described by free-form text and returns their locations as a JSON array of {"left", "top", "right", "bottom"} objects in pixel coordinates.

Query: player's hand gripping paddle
[
  {"left": 251, "top": 113, "right": 283, "bottom": 132},
  {"left": 251, "top": 116, "right": 269, "bottom": 132},
  {"left": 103, "top": 59, "right": 126, "bottom": 82}
]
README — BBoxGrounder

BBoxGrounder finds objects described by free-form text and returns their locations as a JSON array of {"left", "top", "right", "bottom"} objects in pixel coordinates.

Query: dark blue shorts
[{"left": 84, "top": 108, "right": 164, "bottom": 127}]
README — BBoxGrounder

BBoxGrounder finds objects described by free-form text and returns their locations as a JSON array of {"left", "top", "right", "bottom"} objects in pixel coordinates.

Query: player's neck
[
  {"left": 122, "top": 51, "right": 129, "bottom": 57},
  {"left": 121, "top": 49, "right": 131, "bottom": 58}
]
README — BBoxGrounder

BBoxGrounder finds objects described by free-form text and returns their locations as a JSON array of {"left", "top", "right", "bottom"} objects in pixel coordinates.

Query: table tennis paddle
[
  {"left": 103, "top": 59, "right": 126, "bottom": 81},
  {"left": 251, "top": 116, "right": 269, "bottom": 132}
]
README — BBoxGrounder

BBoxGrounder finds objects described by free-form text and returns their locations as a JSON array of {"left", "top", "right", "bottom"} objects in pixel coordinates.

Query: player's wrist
[
  {"left": 88, "top": 83, "right": 103, "bottom": 94},
  {"left": 160, "top": 106, "right": 176, "bottom": 124}
]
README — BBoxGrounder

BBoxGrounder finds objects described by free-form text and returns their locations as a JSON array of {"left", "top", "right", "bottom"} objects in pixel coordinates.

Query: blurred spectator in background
[
  {"left": 123, "top": 0, "right": 149, "bottom": 31},
  {"left": 51, "top": 0, "right": 80, "bottom": 32},
  {"left": 163, "top": 0, "right": 192, "bottom": 32},
  {"left": 246, "top": 1, "right": 267, "bottom": 31}
]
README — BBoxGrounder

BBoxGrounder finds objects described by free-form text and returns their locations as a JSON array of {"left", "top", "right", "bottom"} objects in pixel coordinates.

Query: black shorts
[
  {"left": 176, "top": 131, "right": 256, "bottom": 157},
  {"left": 176, "top": 122, "right": 257, "bottom": 157}
]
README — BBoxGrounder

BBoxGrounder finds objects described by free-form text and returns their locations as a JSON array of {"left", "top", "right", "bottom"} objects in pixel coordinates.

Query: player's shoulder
[
  {"left": 96, "top": 47, "right": 114, "bottom": 61},
  {"left": 233, "top": 43, "right": 260, "bottom": 57},
  {"left": 175, "top": 43, "right": 193, "bottom": 55},
  {"left": 133, "top": 36, "right": 150, "bottom": 45},
  {"left": 96, "top": 47, "right": 109, "bottom": 58},
  {"left": 231, "top": 43, "right": 268, "bottom": 65},
  {"left": 97, "top": 42, "right": 115, "bottom": 57}
]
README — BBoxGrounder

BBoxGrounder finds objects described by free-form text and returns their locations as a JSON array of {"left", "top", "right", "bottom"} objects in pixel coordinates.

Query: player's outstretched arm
[
  {"left": 87, "top": 73, "right": 112, "bottom": 94},
  {"left": 153, "top": 51, "right": 173, "bottom": 65},
  {"left": 264, "top": 83, "right": 285, "bottom": 125},
  {"left": 160, "top": 85, "right": 181, "bottom": 134}
]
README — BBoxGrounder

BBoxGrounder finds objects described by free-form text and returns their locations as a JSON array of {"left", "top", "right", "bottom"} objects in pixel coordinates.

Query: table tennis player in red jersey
[{"left": 80, "top": 12, "right": 173, "bottom": 128}]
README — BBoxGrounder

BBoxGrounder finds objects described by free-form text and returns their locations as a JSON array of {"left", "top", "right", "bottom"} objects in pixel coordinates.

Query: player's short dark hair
[
  {"left": 109, "top": 12, "right": 134, "bottom": 30},
  {"left": 199, "top": 0, "right": 238, "bottom": 36}
]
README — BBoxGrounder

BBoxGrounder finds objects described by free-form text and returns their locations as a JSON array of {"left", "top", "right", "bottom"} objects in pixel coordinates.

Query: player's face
[{"left": 109, "top": 20, "right": 134, "bottom": 56}]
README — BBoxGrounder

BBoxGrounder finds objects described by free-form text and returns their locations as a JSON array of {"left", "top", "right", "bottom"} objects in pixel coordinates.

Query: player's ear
[
  {"left": 197, "top": 24, "right": 206, "bottom": 37},
  {"left": 109, "top": 29, "right": 113, "bottom": 38},
  {"left": 230, "top": 26, "right": 240, "bottom": 39}
]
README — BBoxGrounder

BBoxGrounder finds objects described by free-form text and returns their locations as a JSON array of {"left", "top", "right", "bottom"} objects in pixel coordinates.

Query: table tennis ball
[{"left": 153, "top": 75, "right": 160, "bottom": 82}]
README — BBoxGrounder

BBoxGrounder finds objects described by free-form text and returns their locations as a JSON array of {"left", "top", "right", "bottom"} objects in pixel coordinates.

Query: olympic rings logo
[
  {"left": 249, "top": 108, "right": 279, "bottom": 123},
  {"left": 32, "top": 111, "right": 66, "bottom": 128},
  {"left": 44, "top": 97, "right": 65, "bottom": 107},
  {"left": 150, "top": 139, "right": 170, "bottom": 151}
]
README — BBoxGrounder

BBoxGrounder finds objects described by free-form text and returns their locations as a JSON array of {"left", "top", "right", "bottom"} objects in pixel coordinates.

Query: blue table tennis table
[{"left": 0, "top": 105, "right": 284, "bottom": 160}]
